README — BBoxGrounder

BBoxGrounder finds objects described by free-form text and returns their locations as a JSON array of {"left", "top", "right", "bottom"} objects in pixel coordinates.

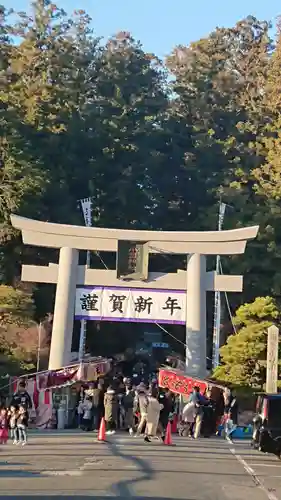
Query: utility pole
[
  {"left": 78, "top": 197, "right": 92, "bottom": 361},
  {"left": 36, "top": 322, "right": 42, "bottom": 372},
  {"left": 212, "top": 201, "right": 226, "bottom": 370}
]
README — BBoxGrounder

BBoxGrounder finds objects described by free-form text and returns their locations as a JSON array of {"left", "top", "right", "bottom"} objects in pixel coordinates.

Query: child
[
  {"left": 81, "top": 397, "right": 93, "bottom": 432},
  {"left": 0, "top": 408, "right": 9, "bottom": 444},
  {"left": 8, "top": 405, "right": 19, "bottom": 444},
  {"left": 17, "top": 405, "right": 28, "bottom": 446},
  {"left": 77, "top": 399, "right": 84, "bottom": 428}
]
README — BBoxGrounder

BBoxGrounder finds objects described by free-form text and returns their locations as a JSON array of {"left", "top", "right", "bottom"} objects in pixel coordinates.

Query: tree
[
  {"left": 0, "top": 285, "right": 46, "bottom": 373},
  {"left": 165, "top": 16, "right": 272, "bottom": 227},
  {"left": 80, "top": 31, "right": 169, "bottom": 229},
  {"left": 213, "top": 297, "right": 279, "bottom": 388},
  {"left": 2, "top": 3, "right": 281, "bottom": 363},
  {"left": 164, "top": 17, "right": 277, "bottom": 303},
  {"left": 0, "top": 285, "right": 35, "bottom": 325},
  {"left": 224, "top": 22, "right": 281, "bottom": 301}
]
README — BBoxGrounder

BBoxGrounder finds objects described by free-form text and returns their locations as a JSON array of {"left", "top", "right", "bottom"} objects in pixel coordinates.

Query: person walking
[
  {"left": 224, "top": 389, "right": 238, "bottom": 443},
  {"left": 91, "top": 381, "right": 104, "bottom": 431},
  {"left": 181, "top": 401, "right": 196, "bottom": 437},
  {"left": 158, "top": 389, "right": 175, "bottom": 440},
  {"left": 188, "top": 386, "right": 207, "bottom": 439},
  {"left": 17, "top": 405, "right": 28, "bottom": 446},
  {"left": 122, "top": 382, "right": 135, "bottom": 435},
  {"left": 81, "top": 396, "right": 93, "bottom": 432},
  {"left": 144, "top": 388, "right": 163, "bottom": 443},
  {"left": 77, "top": 399, "right": 84, "bottom": 428},
  {"left": 104, "top": 385, "right": 118, "bottom": 435},
  {"left": 134, "top": 383, "right": 149, "bottom": 436}
]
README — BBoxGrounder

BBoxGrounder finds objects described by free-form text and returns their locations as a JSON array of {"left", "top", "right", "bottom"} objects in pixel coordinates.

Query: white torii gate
[{"left": 10, "top": 214, "right": 259, "bottom": 378}]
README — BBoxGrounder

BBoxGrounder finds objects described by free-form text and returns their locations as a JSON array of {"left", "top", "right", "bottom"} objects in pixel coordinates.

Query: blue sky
[{"left": 5, "top": 0, "right": 281, "bottom": 58}]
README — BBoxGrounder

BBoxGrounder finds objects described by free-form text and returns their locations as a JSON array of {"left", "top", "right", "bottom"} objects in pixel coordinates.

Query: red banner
[
  {"left": 158, "top": 368, "right": 208, "bottom": 396},
  {"left": 36, "top": 359, "right": 111, "bottom": 390}
]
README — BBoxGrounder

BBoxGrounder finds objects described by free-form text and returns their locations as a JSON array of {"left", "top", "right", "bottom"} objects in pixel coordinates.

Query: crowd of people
[
  {"left": 76, "top": 375, "right": 239, "bottom": 444},
  {"left": 77, "top": 377, "right": 176, "bottom": 442},
  {"left": 180, "top": 386, "right": 238, "bottom": 443},
  {"left": 0, "top": 370, "right": 239, "bottom": 446}
]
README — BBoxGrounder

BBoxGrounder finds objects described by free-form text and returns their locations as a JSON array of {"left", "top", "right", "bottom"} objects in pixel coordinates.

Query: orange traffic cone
[
  {"left": 164, "top": 421, "right": 173, "bottom": 445},
  {"left": 98, "top": 417, "right": 106, "bottom": 442}
]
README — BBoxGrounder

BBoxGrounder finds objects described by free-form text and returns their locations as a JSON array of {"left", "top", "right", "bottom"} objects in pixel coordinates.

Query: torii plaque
[{"left": 10, "top": 214, "right": 258, "bottom": 377}]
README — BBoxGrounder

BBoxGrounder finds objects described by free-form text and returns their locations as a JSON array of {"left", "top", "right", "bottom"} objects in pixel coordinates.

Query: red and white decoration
[{"left": 12, "top": 376, "right": 53, "bottom": 429}]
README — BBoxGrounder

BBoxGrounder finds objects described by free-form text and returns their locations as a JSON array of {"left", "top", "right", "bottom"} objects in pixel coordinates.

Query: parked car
[{"left": 252, "top": 393, "right": 281, "bottom": 458}]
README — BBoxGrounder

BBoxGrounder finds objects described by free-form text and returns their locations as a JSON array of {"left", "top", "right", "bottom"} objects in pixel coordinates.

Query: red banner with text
[{"left": 158, "top": 368, "right": 208, "bottom": 396}]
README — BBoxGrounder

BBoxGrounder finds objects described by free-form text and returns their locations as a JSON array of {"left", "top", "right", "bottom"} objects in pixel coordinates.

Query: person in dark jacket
[
  {"left": 158, "top": 389, "right": 175, "bottom": 439},
  {"left": 91, "top": 381, "right": 104, "bottom": 431},
  {"left": 122, "top": 383, "right": 135, "bottom": 435},
  {"left": 201, "top": 390, "right": 216, "bottom": 437},
  {"left": 11, "top": 381, "right": 32, "bottom": 417}
]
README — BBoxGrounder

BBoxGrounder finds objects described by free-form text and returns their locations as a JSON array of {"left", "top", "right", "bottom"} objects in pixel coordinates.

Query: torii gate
[{"left": 10, "top": 215, "right": 258, "bottom": 378}]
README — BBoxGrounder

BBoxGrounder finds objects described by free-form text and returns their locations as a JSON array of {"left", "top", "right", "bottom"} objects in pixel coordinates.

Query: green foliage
[
  {"left": 1, "top": 2, "right": 281, "bottom": 367},
  {"left": 213, "top": 297, "right": 279, "bottom": 388},
  {"left": 0, "top": 285, "right": 37, "bottom": 374},
  {"left": 0, "top": 285, "right": 35, "bottom": 325}
]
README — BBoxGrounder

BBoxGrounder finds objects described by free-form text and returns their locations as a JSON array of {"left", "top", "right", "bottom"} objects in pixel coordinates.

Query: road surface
[{"left": 0, "top": 431, "right": 281, "bottom": 499}]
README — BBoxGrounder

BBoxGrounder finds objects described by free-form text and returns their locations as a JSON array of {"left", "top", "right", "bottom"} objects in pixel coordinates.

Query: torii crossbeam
[{"left": 11, "top": 215, "right": 259, "bottom": 376}]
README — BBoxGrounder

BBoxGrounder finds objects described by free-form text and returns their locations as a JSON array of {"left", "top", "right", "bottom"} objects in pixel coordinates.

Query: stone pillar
[
  {"left": 185, "top": 253, "right": 207, "bottom": 379},
  {"left": 48, "top": 247, "right": 79, "bottom": 370}
]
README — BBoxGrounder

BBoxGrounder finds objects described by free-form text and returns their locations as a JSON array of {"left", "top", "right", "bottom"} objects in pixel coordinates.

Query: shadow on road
[
  {"left": 0, "top": 497, "right": 198, "bottom": 499},
  {"left": 0, "top": 459, "right": 41, "bottom": 479},
  {"left": 106, "top": 439, "right": 154, "bottom": 497},
  {"left": 0, "top": 469, "right": 41, "bottom": 478}
]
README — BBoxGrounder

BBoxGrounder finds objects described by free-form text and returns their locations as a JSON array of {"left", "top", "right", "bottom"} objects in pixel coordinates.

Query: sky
[{"left": 5, "top": 0, "right": 281, "bottom": 58}]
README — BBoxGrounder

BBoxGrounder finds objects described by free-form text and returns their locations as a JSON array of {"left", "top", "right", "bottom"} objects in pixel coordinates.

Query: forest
[{"left": 1, "top": 1, "right": 281, "bottom": 388}]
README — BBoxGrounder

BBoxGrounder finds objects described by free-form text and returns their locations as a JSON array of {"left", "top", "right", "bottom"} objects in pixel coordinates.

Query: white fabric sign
[
  {"left": 80, "top": 198, "right": 92, "bottom": 227},
  {"left": 75, "top": 287, "right": 186, "bottom": 324}
]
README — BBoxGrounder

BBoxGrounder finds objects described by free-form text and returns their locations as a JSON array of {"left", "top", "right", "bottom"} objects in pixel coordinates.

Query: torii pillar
[
  {"left": 10, "top": 214, "right": 259, "bottom": 375},
  {"left": 186, "top": 253, "right": 207, "bottom": 378}
]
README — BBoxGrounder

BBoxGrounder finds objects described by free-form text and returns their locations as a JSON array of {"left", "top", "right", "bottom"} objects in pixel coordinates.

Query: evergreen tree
[{"left": 213, "top": 297, "right": 279, "bottom": 388}]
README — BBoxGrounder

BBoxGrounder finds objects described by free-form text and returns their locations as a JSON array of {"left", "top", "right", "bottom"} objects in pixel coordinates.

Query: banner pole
[
  {"left": 78, "top": 197, "right": 92, "bottom": 361},
  {"left": 212, "top": 202, "right": 226, "bottom": 370}
]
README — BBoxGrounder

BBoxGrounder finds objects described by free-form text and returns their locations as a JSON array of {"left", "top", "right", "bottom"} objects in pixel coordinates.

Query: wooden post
[{"left": 266, "top": 325, "right": 279, "bottom": 394}]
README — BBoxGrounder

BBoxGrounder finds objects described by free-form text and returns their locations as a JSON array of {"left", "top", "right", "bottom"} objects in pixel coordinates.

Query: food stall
[{"left": 11, "top": 357, "right": 111, "bottom": 429}]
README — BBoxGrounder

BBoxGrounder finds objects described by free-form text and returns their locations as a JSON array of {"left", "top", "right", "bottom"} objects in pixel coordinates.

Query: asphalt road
[{"left": 0, "top": 431, "right": 281, "bottom": 499}]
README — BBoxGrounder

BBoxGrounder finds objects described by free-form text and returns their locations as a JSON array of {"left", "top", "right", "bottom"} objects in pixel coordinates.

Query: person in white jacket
[
  {"left": 181, "top": 401, "right": 196, "bottom": 437},
  {"left": 144, "top": 388, "right": 164, "bottom": 443},
  {"left": 81, "top": 397, "right": 93, "bottom": 431}
]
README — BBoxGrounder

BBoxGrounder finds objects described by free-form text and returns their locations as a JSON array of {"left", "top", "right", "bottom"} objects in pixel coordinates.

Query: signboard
[
  {"left": 266, "top": 325, "right": 279, "bottom": 394},
  {"left": 75, "top": 286, "right": 185, "bottom": 324},
  {"left": 158, "top": 368, "right": 207, "bottom": 396},
  {"left": 116, "top": 241, "right": 149, "bottom": 280},
  {"left": 152, "top": 342, "right": 169, "bottom": 348}
]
